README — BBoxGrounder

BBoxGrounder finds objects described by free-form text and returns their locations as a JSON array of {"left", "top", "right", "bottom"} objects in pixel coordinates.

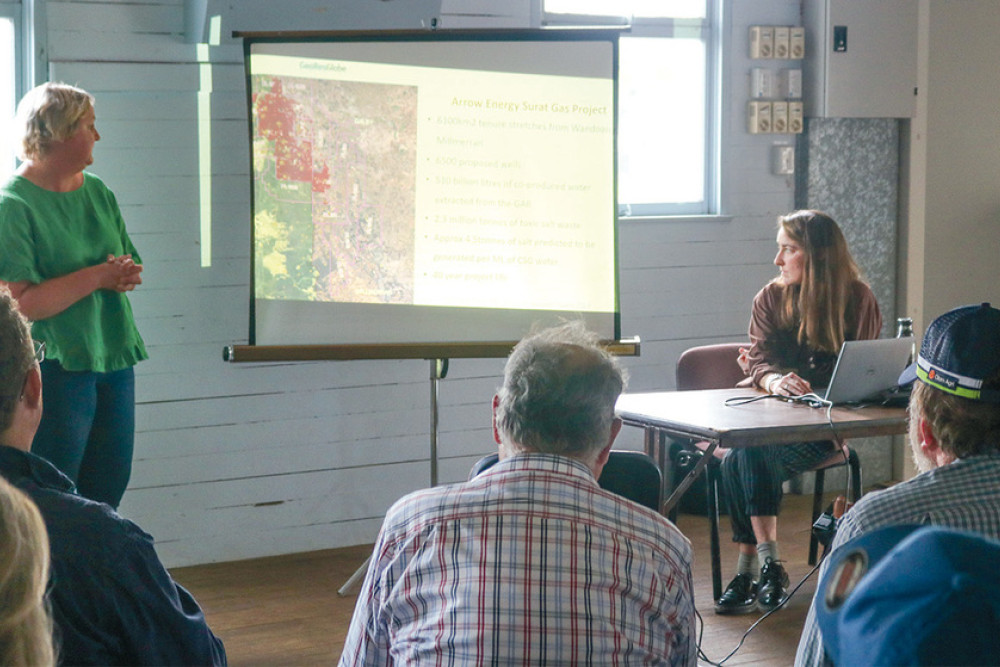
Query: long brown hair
[{"left": 776, "top": 210, "right": 862, "bottom": 353}]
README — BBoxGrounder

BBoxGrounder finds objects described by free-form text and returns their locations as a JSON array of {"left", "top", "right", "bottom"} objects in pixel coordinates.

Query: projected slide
[
  {"left": 253, "top": 73, "right": 418, "bottom": 305},
  {"left": 246, "top": 34, "right": 619, "bottom": 347}
]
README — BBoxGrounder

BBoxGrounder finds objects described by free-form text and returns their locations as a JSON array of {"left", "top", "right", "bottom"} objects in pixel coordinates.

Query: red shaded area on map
[{"left": 255, "top": 80, "right": 330, "bottom": 193}]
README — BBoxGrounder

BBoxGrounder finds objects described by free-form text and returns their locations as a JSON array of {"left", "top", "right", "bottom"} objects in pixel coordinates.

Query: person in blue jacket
[{"left": 0, "top": 285, "right": 227, "bottom": 665}]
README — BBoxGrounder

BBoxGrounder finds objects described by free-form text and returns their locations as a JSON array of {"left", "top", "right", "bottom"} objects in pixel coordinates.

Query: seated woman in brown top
[{"left": 714, "top": 210, "right": 881, "bottom": 615}]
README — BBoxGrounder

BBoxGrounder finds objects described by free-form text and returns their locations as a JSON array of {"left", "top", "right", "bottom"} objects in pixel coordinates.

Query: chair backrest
[
  {"left": 675, "top": 342, "right": 749, "bottom": 391},
  {"left": 596, "top": 451, "right": 661, "bottom": 512},
  {"left": 470, "top": 451, "right": 661, "bottom": 512}
]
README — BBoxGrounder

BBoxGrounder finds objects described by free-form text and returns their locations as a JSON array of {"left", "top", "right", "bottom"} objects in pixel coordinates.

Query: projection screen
[{"left": 239, "top": 29, "right": 621, "bottom": 357}]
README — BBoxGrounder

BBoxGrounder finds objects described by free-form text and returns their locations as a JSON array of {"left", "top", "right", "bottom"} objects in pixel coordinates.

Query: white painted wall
[
  {"left": 40, "top": 0, "right": 812, "bottom": 567},
  {"left": 910, "top": 1, "right": 1000, "bottom": 323},
  {"left": 897, "top": 0, "right": 1000, "bottom": 479}
]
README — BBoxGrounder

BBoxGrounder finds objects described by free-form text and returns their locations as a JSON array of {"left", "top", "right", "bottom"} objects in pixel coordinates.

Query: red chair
[{"left": 673, "top": 343, "right": 862, "bottom": 567}]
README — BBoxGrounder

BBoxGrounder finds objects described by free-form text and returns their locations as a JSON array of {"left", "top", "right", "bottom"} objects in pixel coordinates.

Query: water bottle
[{"left": 896, "top": 317, "right": 915, "bottom": 366}]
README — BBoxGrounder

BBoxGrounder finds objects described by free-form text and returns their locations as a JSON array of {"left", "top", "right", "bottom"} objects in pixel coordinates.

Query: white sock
[
  {"left": 756, "top": 540, "right": 780, "bottom": 566},
  {"left": 736, "top": 551, "right": 760, "bottom": 576}
]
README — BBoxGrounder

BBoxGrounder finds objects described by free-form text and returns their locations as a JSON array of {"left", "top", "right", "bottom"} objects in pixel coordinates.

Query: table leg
[
  {"left": 643, "top": 426, "right": 671, "bottom": 513},
  {"left": 642, "top": 428, "right": 723, "bottom": 596},
  {"left": 661, "top": 441, "right": 716, "bottom": 516},
  {"left": 706, "top": 461, "right": 722, "bottom": 601}
]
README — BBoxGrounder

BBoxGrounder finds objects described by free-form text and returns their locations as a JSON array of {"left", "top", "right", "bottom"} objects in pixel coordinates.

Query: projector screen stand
[{"left": 338, "top": 358, "right": 449, "bottom": 597}]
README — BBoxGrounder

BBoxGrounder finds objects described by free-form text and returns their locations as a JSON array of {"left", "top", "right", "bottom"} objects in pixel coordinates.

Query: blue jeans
[{"left": 32, "top": 360, "right": 135, "bottom": 509}]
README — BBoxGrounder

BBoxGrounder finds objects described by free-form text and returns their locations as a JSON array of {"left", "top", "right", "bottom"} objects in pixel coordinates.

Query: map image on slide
[{"left": 251, "top": 75, "right": 418, "bottom": 304}]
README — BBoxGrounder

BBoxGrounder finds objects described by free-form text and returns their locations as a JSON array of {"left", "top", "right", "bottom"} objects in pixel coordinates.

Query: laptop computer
[{"left": 815, "top": 337, "right": 914, "bottom": 405}]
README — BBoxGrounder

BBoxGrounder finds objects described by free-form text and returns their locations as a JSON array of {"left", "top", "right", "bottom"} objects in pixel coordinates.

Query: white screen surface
[{"left": 246, "top": 32, "right": 620, "bottom": 348}]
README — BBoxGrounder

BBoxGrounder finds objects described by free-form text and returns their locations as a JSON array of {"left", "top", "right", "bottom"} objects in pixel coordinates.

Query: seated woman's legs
[
  {"left": 717, "top": 441, "right": 839, "bottom": 614},
  {"left": 716, "top": 446, "right": 785, "bottom": 613}
]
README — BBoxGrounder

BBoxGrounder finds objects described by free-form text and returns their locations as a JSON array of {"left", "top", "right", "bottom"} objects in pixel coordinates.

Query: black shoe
[
  {"left": 714, "top": 572, "right": 758, "bottom": 615},
  {"left": 757, "top": 559, "right": 789, "bottom": 612}
]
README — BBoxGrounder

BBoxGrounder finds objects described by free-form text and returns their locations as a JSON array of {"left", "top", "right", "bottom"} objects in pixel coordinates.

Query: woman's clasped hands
[{"left": 104, "top": 254, "right": 143, "bottom": 292}]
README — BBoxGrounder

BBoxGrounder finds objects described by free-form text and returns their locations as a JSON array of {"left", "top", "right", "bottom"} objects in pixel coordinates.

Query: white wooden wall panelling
[
  {"left": 59, "top": 0, "right": 183, "bottom": 5},
  {"left": 127, "top": 223, "right": 245, "bottom": 260},
  {"left": 50, "top": 1, "right": 182, "bottom": 34},
  {"left": 132, "top": 403, "right": 432, "bottom": 463},
  {"left": 57, "top": 54, "right": 437, "bottom": 567},
  {"left": 131, "top": 429, "right": 434, "bottom": 491},
  {"left": 128, "top": 462, "right": 425, "bottom": 564},
  {"left": 95, "top": 91, "right": 247, "bottom": 121},
  {"left": 41, "top": 0, "right": 813, "bottom": 566},
  {"left": 207, "top": 0, "right": 443, "bottom": 36}
]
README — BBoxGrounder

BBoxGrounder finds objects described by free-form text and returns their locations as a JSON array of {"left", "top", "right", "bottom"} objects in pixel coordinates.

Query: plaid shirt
[
  {"left": 795, "top": 455, "right": 1000, "bottom": 667},
  {"left": 339, "top": 453, "right": 696, "bottom": 666}
]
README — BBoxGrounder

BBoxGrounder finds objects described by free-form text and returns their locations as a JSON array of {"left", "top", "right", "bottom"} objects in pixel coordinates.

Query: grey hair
[
  {"left": 14, "top": 82, "right": 95, "bottom": 160},
  {"left": 495, "top": 321, "right": 627, "bottom": 459}
]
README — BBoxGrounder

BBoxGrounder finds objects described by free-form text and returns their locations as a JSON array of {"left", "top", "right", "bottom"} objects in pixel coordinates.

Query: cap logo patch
[{"left": 931, "top": 369, "right": 959, "bottom": 391}]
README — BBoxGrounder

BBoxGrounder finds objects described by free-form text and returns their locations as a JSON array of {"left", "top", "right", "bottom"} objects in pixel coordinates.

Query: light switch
[
  {"left": 833, "top": 25, "right": 848, "bottom": 52},
  {"left": 772, "top": 144, "right": 795, "bottom": 175}
]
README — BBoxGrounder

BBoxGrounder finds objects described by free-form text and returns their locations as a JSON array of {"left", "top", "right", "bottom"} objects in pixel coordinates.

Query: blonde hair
[
  {"left": 0, "top": 287, "right": 34, "bottom": 433},
  {"left": 0, "top": 477, "right": 55, "bottom": 666},
  {"left": 14, "top": 82, "right": 95, "bottom": 161},
  {"left": 776, "top": 210, "right": 863, "bottom": 353}
]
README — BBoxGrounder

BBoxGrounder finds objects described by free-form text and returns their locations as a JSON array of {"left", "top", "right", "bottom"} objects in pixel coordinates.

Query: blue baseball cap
[
  {"left": 898, "top": 303, "right": 1000, "bottom": 403},
  {"left": 815, "top": 525, "right": 1000, "bottom": 665}
]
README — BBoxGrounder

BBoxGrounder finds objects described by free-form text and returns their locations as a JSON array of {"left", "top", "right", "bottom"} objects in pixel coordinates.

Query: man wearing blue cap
[
  {"left": 812, "top": 524, "right": 1000, "bottom": 666},
  {"left": 795, "top": 303, "right": 1000, "bottom": 666}
]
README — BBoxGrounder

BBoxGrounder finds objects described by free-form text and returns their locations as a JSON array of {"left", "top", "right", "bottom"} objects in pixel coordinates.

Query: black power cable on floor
[{"left": 695, "top": 559, "right": 823, "bottom": 666}]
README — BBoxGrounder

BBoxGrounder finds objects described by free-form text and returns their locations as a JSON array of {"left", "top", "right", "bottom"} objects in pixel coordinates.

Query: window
[
  {"left": 0, "top": 2, "right": 21, "bottom": 181},
  {"left": 544, "top": 0, "right": 720, "bottom": 216}
]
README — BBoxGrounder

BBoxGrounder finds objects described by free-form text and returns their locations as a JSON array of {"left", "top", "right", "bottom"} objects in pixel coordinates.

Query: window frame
[{"left": 540, "top": 0, "right": 722, "bottom": 218}]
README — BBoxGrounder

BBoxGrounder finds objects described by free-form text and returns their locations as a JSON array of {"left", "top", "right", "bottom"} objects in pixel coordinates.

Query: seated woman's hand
[
  {"left": 737, "top": 347, "right": 751, "bottom": 375},
  {"left": 767, "top": 371, "right": 812, "bottom": 397}
]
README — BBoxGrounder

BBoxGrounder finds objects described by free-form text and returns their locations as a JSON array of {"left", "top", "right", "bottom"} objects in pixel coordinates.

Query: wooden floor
[{"left": 171, "top": 494, "right": 824, "bottom": 665}]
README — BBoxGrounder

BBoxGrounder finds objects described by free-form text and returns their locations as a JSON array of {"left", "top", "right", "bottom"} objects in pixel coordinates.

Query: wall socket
[
  {"left": 749, "top": 26, "right": 774, "bottom": 58},
  {"left": 771, "top": 101, "right": 788, "bottom": 133},
  {"left": 789, "top": 101, "right": 803, "bottom": 133},
  {"left": 748, "top": 101, "right": 772, "bottom": 134},
  {"left": 789, "top": 26, "right": 805, "bottom": 59},
  {"left": 773, "top": 26, "right": 790, "bottom": 59}
]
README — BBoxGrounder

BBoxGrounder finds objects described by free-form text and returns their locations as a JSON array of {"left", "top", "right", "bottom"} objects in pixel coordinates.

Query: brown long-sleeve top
[{"left": 743, "top": 280, "right": 882, "bottom": 389}]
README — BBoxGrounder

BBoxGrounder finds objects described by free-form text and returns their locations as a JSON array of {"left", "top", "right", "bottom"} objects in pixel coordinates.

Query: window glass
[
  {"left": 618, "top": 35, "right": 705, "bottom": 209},
  {"left": 546, "top": 0, "right": 705, "bottom": 20},
  {"left": 0, "top": 17, "right": 16, "bottom": 180},
  {"left": 544, "top": 0, "right": 717, "bottom": 216}
]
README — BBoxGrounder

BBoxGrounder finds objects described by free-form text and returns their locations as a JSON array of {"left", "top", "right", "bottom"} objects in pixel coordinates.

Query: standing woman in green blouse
[{"left": 0, "top": 82, "right": 147, "bottom": 509}]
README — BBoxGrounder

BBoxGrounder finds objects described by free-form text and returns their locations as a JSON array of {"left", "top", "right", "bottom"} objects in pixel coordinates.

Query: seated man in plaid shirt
[{"left": 340, "top": 322, "right": 696, "bottom": 666}]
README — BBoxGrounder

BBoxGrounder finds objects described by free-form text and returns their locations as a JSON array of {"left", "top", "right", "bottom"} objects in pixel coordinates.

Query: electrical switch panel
[
  {"left": 747, "top": 25, "right": 805, "bottom": 135},
  {"left": 750, "top": 25, "right": 804, "bottom": 60}
]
